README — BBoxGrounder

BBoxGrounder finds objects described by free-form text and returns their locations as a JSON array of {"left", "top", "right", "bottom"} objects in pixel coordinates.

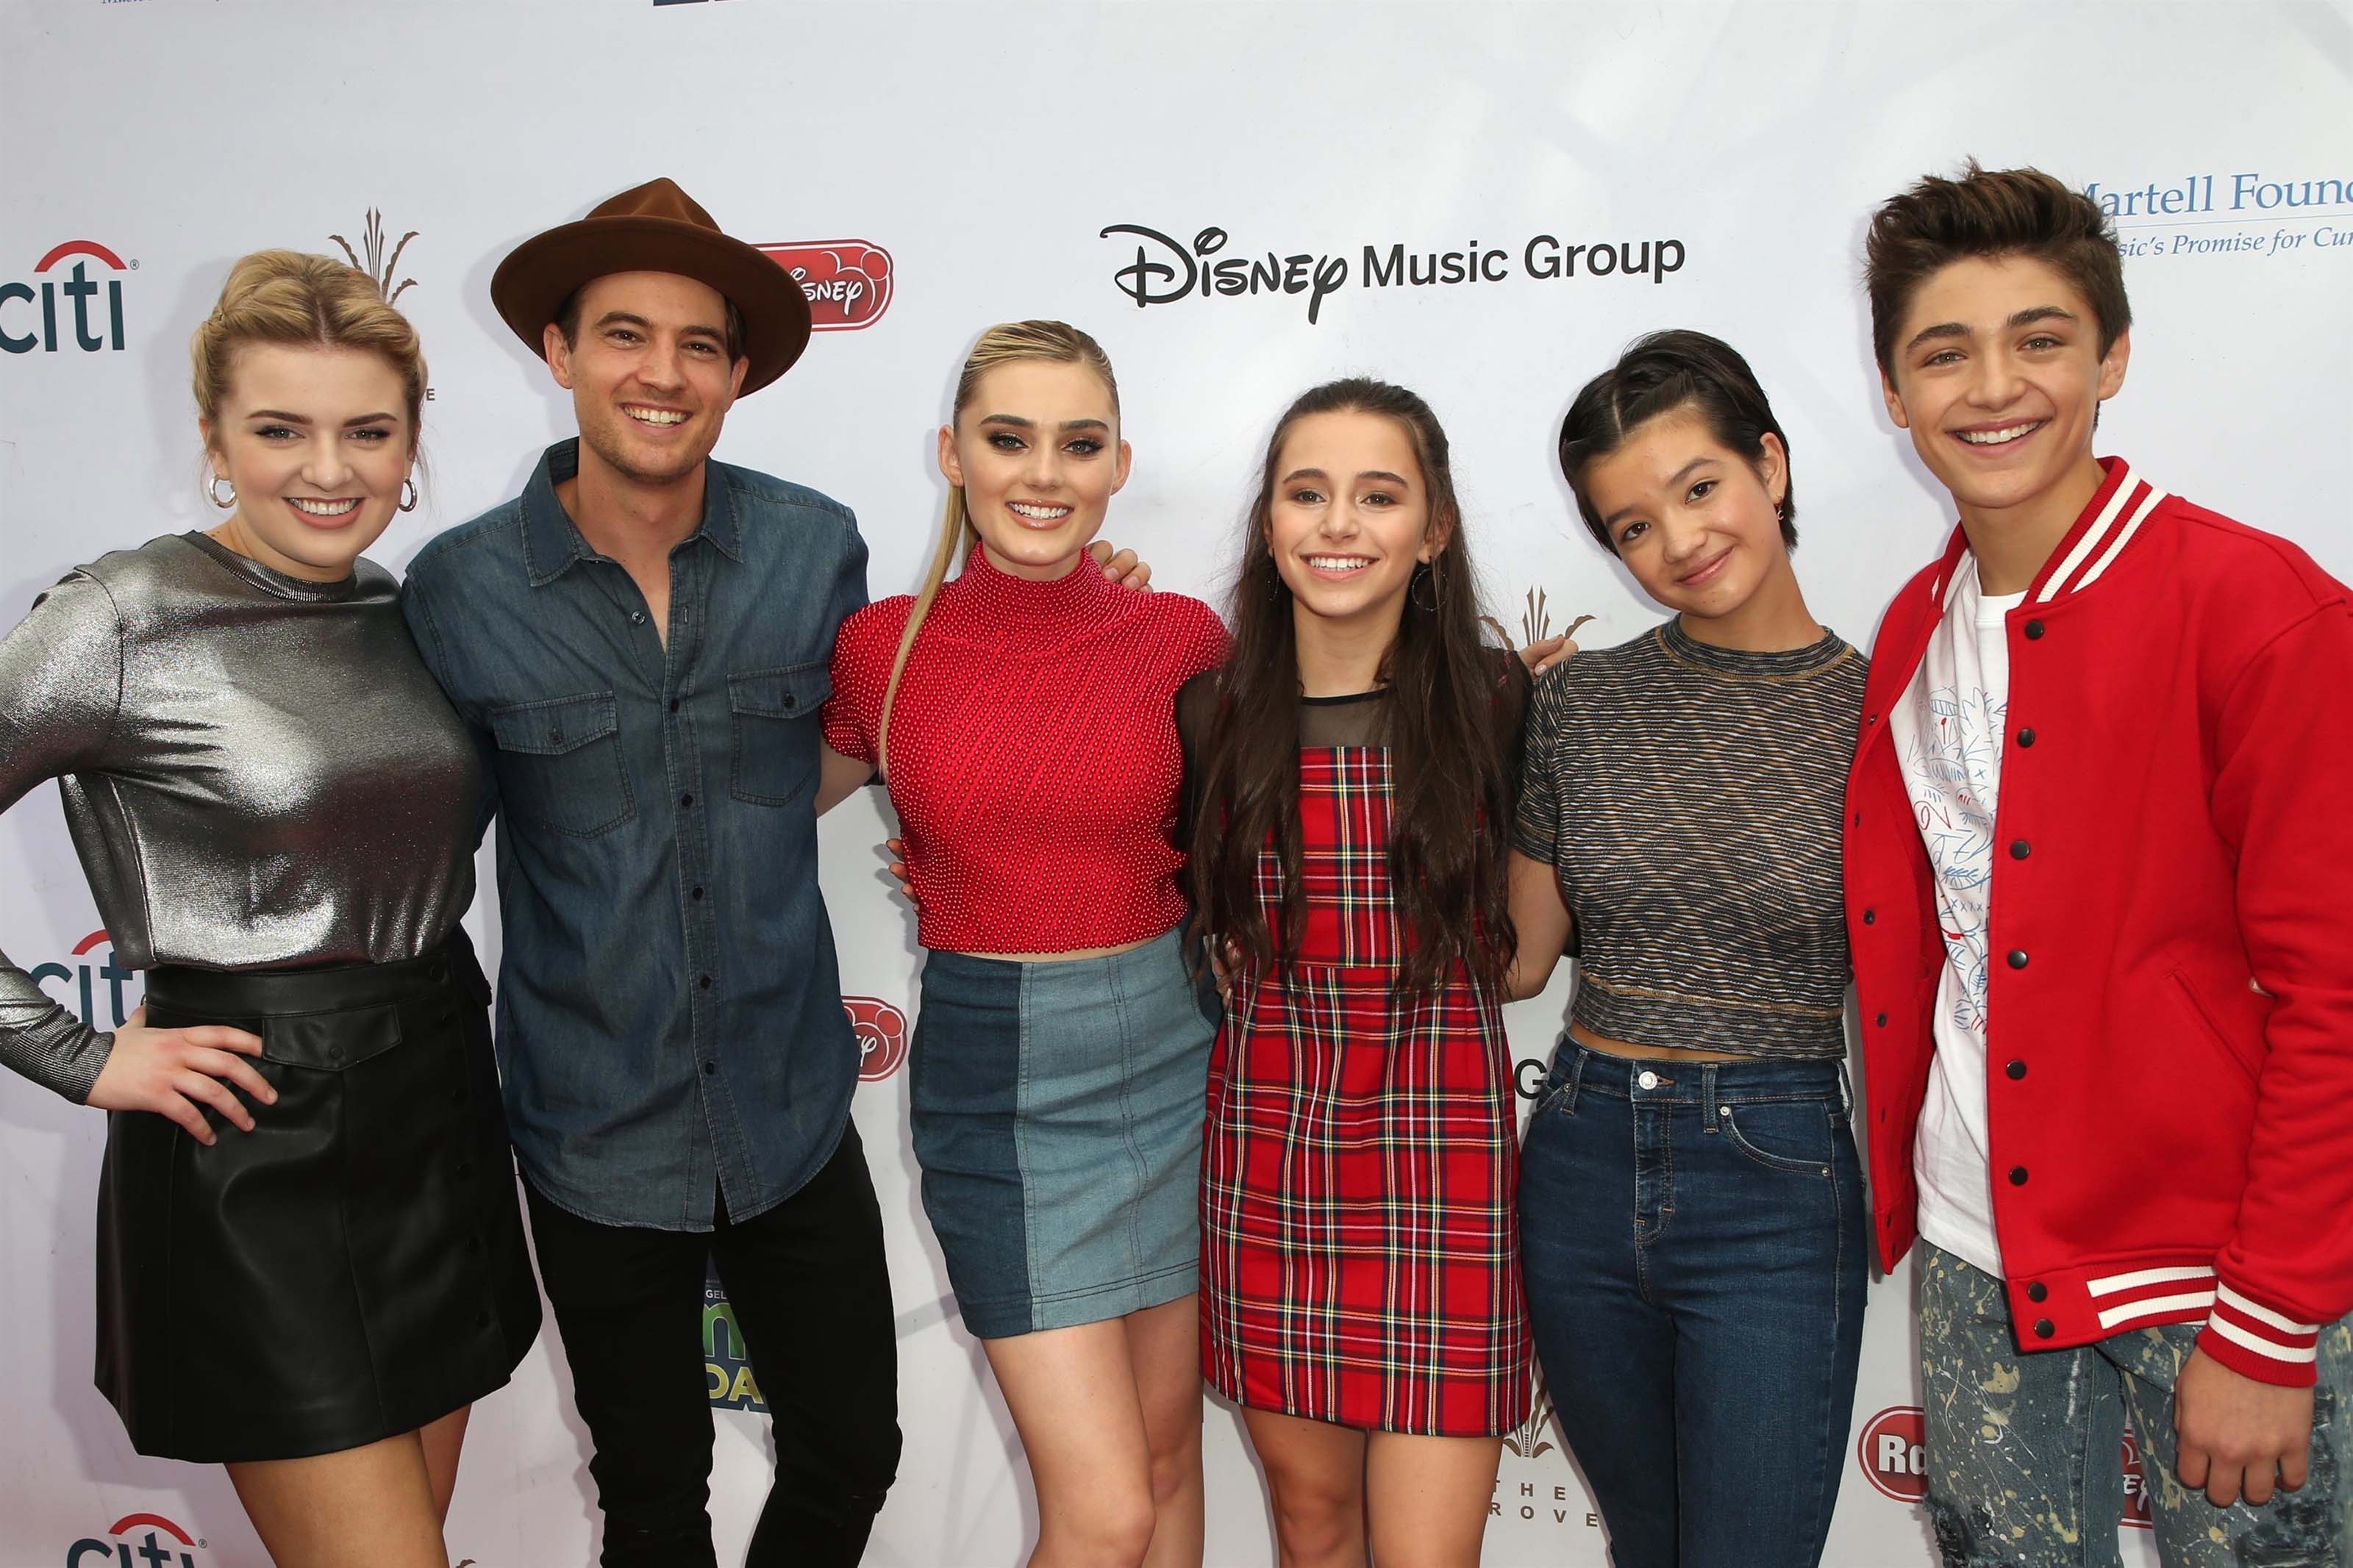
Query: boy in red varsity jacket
[{"left": 1845, "top": 163, "right": 2353, "bottom": 1565}]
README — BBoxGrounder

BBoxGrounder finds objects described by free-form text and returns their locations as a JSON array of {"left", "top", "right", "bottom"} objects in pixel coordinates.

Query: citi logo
[
  {"left": 32, "top": 928, "right": 141, "bottom": 1028},
  {"left": 1857, "top": 1406, "right": 1927, "bottom": 1502},
  {"left": 65, "top": 1512, "right": 205, "bottom": 1567},
  {"left": 4, "top": 240, "right": 130, "bottom": 355},
  {"left": 845, "top": 996, "right": 907, "bottom": 1081}
]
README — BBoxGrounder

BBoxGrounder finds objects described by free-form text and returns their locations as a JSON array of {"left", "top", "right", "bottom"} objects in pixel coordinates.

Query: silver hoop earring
[
  {"left": 1774, "top": 500, "right": 1786, "bottom": 523},
  {"left": 1410, "top": 561, "right": 1439, "bottom": 613},
  {"left": 207, "top": 473, "right": 235, "bottom": 509},
  {"left": 399, "top": 477, "right": 420, "bottom": 513}
]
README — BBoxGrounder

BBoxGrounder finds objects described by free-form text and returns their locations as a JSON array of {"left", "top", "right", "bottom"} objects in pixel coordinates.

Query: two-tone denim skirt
[{"left": 910, "top": 926, "right": 1217, "bottom": 1339}]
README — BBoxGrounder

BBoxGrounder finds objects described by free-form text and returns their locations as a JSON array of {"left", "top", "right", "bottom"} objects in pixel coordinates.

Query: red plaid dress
[{"left": 1200, "top": 743, "right": 1532, "bottom": 1436}]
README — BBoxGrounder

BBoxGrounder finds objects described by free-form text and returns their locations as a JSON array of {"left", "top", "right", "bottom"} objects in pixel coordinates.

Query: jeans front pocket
[
  {"left": 729, "top": 662, "right": 831, "bottom": 806},
  {"left": 1720, "top": 1097, "right": 1837, "bottom": 1177},
  {"left": 488, "top": 691, "right": 635, "bottom": 837}
]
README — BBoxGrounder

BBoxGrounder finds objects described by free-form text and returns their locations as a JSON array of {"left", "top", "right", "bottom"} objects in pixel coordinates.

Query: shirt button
[
  {"left": 2027, "top": 1281, "right": 2049, "bottom": 1302},
  {"left": 703, "top": 1059, "right": 718, "bottom": 1075},
  {"left": 2010, "top": 840, "right": 2030, "bottom": 859},
  {"left": 680, "top": 792, "right": 694, "bottom": 807},
  {"left": 2017, "top": 727, "right": 2038, "bottom": 748},
  {"left": 2024, "top": 620, "right": 2045, "bottom": 640},
  {"left": 1875, "top": 1012, "right": 1889, "bottom": 1027},
  {"left": 630, "top": 610, "right": 646, "bottom": 626},
  {"left": 782, "top": 694, "right": 797, "bottom": 710},
  {"left": 2009, "top": 1165, "right": 2029, "bottom": 1186},
  {"left": 2032, "top": 1318, "right": 2054, "bottom": 1339},
  {"left": 2007, "top": 950, "right": 2029, "bottom": 970},
  {"left": 549, "top": 727, "right": 563, "bottom": 743},
  {"left": 2006, "top": 1060, "right": 2027, "bottom": 1080},
  {"left": 669, "top": 698, "right": 681, "bottom": 713},
  {"left": 1863, "top": 909, "right": 1877, "bottom": 925},
  {"left": 699, "top": 975, "right": 713, "bottom": 989},
  {"left": 691, "top": 887, "right": 705, "bottom": 901},
  {"left": 1637, "top": 1070, "right": 1659, "bottom": 1090}
]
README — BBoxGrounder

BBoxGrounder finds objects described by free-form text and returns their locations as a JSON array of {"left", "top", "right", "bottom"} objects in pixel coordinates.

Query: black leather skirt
[{"left": 93, "top": 928, "right": 540, "bottom": 1462}]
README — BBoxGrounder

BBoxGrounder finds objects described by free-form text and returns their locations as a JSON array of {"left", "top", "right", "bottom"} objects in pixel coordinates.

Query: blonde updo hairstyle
[
  {"left": 876, "top": 319, "right": 1119, "bottom": 771},
  {"left": 191, "top": 249, "right": 428, "bottom": 465}
]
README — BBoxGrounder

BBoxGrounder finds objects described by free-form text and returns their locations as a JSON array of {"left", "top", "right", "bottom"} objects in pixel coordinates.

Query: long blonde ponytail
[{"left": 876, "top": 320, "right": 1119, "bottom": 773}]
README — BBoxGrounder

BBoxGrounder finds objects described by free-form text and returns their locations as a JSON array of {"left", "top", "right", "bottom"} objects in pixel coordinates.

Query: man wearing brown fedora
[{"left": 401, "top": 178, "right": 1148, "bottom": 1567}]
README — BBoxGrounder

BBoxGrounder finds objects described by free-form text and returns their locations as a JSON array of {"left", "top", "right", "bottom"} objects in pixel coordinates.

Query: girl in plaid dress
[{"left": 1179, "top": 379, "right": 1537, "bottom": 1567}]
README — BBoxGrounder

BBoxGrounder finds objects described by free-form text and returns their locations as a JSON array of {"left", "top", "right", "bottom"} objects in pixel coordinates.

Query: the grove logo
[
  {"left": 1500, "top": 1364, "right": 1557, "bottom": 1461},
  {"left": 329, "top": 209, "right": 418, "bottom": 305},
  {"left": 846, "top": 996, "right": 908, "bottom": 1081},
  {"left": 756, "top": 241, "right": 894, "bottom": 331},
  {"left": 4, "top": 240, "right": 130, "bottom": 355},
  {"left": 1858, "top": 1406, "right": 1928, "bottom": 1502},
  {"left": 32, "top": 929, "right": 141, "bottom": 1029},
  {"left": 65, "top": 1512, "right": 207, "bottom": 1567}
]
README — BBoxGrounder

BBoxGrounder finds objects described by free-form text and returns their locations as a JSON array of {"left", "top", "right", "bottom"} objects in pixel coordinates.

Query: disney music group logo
[{"left": 1100, "top": 222, "right": 1687, "bottom": 326}]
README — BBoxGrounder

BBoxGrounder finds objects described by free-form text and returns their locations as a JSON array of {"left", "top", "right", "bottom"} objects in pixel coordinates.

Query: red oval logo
[
  {"left": 844, "top": 996, "right": 908, "bottom": 1081},
  {"left": 757, "top": 240, "right": 893, "bottom": 331},
  {"left": 1857, "top": 1406, "right": 1927, "bottom": 1502}
]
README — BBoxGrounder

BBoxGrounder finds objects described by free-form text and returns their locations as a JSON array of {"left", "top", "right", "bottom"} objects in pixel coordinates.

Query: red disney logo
[
  {"left": 1857, "top": 1406, "right": 1927, "bottom": 1503},
  {"left": 843, "top": 996, "right": 908, "bottom": 1081},
  {"left": 756, "top": 240, "right": 893, "bottom": 332}
]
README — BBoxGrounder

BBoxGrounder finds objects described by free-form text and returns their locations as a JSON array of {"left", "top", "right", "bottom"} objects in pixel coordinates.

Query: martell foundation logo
[
  {"left": 755, "top": 241, "right": 894, "bottom": 331},
  {"left": 65, "top": 1512, "right": 207, "bottom": 1567},
  {"left": 329, "top": 209, "right": 418, "bottom": 304},
  {"left": 3, "top": 240, "right": 131, "bottom": 354},
  {"left": 1859, "top": 1406, "right": 1929, "bottom": 1502},
  {"left": 846, "top": 996, "right": 908, "bottom": 1081}
]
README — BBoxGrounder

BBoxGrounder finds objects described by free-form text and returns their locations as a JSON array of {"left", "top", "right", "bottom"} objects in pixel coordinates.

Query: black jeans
[{"left": 525, "top": 1123, "right": 901, "bottom": 1568}]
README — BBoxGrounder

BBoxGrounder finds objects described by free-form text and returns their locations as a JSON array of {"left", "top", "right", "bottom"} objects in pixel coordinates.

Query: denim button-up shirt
[{"left": 402, "top": 440, "right": 868, "bottom": 1231}]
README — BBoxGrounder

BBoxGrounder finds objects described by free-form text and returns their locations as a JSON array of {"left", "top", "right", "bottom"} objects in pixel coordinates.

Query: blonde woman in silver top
[{"left": 0, "top": 251, "right": 537, "bottom": 1568}]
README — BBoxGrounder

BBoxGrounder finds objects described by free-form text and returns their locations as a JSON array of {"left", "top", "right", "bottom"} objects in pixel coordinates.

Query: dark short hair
[
  {"left": 554, "top": 282, "right": 749, "bottom": 363},
  {"left": 1557, "top": 329, "right": 1796, "bottom": 555},
  {"left": 1866, "top": 161, "right": 2129, "bottom": 375}
]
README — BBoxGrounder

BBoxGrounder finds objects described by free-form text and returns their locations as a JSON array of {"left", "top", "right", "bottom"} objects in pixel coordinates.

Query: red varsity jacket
[{"left": 1844, "top": 457, "right": 2353, "bottom": 1387}]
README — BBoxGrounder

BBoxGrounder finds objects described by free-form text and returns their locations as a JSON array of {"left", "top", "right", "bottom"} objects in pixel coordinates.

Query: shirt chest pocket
[
  {"left": 487, "top": 691, "right": 636, "bottom": 838},
  {"left": 728, "top": 662, "right": 831, "bottom": 806}
]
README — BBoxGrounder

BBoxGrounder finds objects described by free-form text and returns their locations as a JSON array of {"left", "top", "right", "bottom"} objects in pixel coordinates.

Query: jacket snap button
[
  {"left": 2010, "top": 840, "right": 2030, "bottom": 859},
  {"left": 2024, "top": 620, "right": 2045, "bottom": 640},
  {"left": 2033, "top": 1318, "right": 2054, "bottom": 1339},
  {"left": 2008, "top": 1165, "right": 2029, "bottom": 1186},
  {"left": 782, "top": 694, "right": 796, "bottom": 709},
  {"left": 1875, "top": 1013, "right": 1889, "bottom": 1027},
  {"left": 2027, "top": 1281, "right": 2048, "bottom": 1303},
  {"left": 2006, "top": 1060, "right": 2027, "bottom": 1080},
  {"left": 2007, "top": 950, "right": 2029, "bottom": 970},
  {"left": 1863, "top": 909, "right": 1877, "bottom": 925},
  {"left": 2017, "top": 727, "right": 2038, "bottom": 748}
]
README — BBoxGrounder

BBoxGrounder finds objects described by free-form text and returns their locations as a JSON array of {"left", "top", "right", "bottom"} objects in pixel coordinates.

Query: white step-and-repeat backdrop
[{"left": 4, "top": 1, "right": 2347, "bottom": 1564}]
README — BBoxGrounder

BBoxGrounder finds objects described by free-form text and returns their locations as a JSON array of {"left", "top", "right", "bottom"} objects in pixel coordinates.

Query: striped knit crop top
[
  {"left": 824, "top": 546, "right": 1227, "bottom": 954},
  {"left": 1511, "top": 617, "right": 1866, "bottom": 1059}
]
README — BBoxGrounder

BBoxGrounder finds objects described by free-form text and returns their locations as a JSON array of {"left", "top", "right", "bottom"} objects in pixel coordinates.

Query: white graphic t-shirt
[{"left": 1890, "top": 554, "right": 2024, "bottom": 1278}]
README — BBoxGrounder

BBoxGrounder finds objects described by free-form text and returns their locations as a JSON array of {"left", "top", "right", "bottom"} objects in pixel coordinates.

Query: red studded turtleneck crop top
[{"left": 824, "top": 546, "right": 1228, "bottom": 954}]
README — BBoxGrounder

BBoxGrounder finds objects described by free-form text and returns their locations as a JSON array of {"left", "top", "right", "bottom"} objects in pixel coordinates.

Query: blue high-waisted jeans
[{"left": 1518, "top": 1042, "right": 1867, "bottom": 1568}]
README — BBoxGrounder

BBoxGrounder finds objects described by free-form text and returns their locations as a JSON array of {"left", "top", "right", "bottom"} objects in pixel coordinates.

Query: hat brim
[{"left": 490, "top": 216, "right": 812, "bottom": 395}]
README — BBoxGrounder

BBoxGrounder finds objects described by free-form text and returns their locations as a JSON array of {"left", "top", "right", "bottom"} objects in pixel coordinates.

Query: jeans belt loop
[
  {"left": 1702, "top": 1061, "right": 1721, "bottom": 1128},
  {"left": 1837, "top": 1059, "right": 1855, "bottom": 1119},
  {"left": 1563, "top": 1037, "right": 1588, "bottom": 1115}
]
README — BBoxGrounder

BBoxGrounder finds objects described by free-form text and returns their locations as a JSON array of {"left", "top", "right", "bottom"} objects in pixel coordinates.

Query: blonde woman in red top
[{"left": 820, "top": 321, "right": 1227, "bottom": 1568}]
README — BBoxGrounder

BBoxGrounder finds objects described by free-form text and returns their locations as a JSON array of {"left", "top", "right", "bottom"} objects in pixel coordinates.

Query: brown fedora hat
[{"left": 490, "top": 177, "right": 811, "bottom": 395}]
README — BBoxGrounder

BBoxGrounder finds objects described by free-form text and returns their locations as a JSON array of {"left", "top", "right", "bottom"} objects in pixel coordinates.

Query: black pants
[{"left": 525, "top": 1124, "right": 901, "bottom": 1568}]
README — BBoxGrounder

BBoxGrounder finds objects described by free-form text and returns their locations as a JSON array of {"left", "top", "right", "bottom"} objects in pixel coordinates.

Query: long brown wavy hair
[{"left": 1188, "top": 378, "right": 1515, "bottom": 995}]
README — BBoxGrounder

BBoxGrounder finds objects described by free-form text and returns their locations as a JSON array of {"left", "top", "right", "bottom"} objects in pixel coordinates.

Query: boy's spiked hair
[{"left": 1866, "top": 161, "right": 2131, "bottom": 375}]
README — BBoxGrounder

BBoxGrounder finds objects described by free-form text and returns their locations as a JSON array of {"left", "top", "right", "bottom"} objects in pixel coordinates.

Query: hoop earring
[
  {"left": 1774, "top": 501, "right": 1785, "bottom": 523},
  {"left": 207, "top": 473, "right": 235, "bottom": 509},
  {"left": 399, "top": 477, "right": 419, "bottom": 513},
  {"left": 1409, "top": 560, "right": 1439, "bottom": 613}
]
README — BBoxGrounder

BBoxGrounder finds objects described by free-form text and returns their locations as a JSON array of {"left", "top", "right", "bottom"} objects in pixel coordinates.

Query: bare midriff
[
  {"left": 949, "top": 934, "right": 1160, "bottom": 964},
  {"left": 1568, "top": 1023, "right": 1757, "bottom": 1064}
]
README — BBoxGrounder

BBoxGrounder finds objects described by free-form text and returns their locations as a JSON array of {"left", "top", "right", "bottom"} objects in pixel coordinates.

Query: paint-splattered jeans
[{"left": 1919, "top": 1242, "right": 2351, "bottom": 1567}]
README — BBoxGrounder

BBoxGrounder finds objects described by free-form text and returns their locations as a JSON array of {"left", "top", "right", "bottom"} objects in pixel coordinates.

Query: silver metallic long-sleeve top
[{"left": 0, "top": 531, "right": 480, "bottom": 1101}]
